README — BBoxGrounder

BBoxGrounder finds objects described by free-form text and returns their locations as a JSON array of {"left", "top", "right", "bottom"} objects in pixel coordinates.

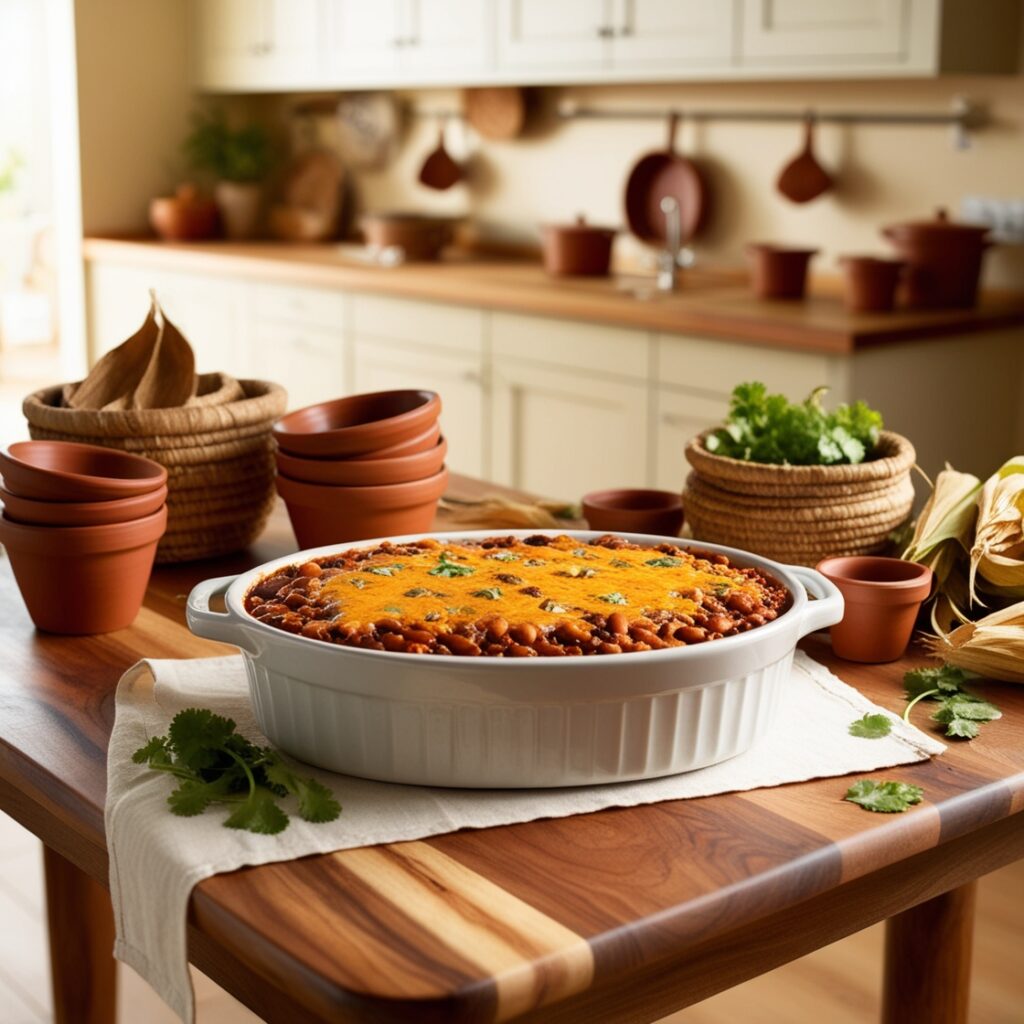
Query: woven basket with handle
[
  {"left": 682, "top": 430, "right": 916, "bottom": 567},
  {"left": 23, "top": 378, "right": 286, "bottom": 563}
]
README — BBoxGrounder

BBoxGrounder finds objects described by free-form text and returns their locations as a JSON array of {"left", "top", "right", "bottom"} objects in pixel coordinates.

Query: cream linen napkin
[{"left": 106, "top": 651, "right": 945, "bottom": 1023}]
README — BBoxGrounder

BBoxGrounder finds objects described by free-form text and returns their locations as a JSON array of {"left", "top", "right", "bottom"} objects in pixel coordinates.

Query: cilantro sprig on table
[
  {"left": 132, "top": 709, "right": 340, "bottom": 835},
  {"left": 848, "top": 713, "right": 893, "bottom": 739},
  {"left": 844, "top": 780, "right": 924, "bottom": 814},
  {"left": 902, "top": 665, "right": 1001, "bottom": 740}
]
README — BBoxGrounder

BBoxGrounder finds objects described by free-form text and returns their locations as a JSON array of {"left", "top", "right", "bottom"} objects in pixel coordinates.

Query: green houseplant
[{"left": 183, "top": 110, "right": 273, "bottom": 240}]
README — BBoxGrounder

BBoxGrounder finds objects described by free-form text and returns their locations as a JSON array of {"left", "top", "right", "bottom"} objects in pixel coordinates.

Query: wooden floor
[{"left": 0, "top": 810, "right": 1020, "bottom": 1023}]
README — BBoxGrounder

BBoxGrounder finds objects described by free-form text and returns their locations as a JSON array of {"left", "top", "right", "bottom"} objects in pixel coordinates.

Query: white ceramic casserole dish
[{"left": 187, "top": 530, "right": 843, "bottom": 788}]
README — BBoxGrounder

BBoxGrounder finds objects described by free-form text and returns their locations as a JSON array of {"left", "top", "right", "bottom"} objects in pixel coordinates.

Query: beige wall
[{"left": 348, "top": 70, "right": 1024, "bottom": 288}]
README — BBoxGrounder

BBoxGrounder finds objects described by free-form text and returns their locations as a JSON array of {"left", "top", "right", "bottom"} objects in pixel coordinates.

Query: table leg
[
  {"left": 43, "top": 845, "right": 117, "bottom": 1024},
  {"left": 881, "top": 881, "right": 977, "bottom": 1024}
]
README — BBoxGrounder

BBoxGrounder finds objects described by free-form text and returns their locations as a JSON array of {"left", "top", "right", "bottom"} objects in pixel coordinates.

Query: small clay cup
[
  {"left": 747, "top": 244, "right": 818, "bottom": 300},
  {"left": 0, "top": 483, "right": 168, "bottom": 527},
  {"left": 541, "top": 216, "right": 617, "bottom": 277},
  {"left": 276, "top": 466, "right": 449, "bottom": 547},
  {"left": 275, "top": 437, "right": 447, "bottom": 487},
  {"left": 0, "top": 506, "right": 167, "bottom": 634},
  {"left": 346, "top": 420, "right": 442, "bottom": 462},
  {"left": 1, "top": 441, "right": 167, "bottom": 502},
  {"left": 839, "top": 256, "right": 905, "bottom": 313},
  {"left": 273, "top": 390, "right": 441, "bottom": 459},
  {"left": 815, "top": 556, "right": 933, "bottom": 663},
  {"left": 582, "top": 489, "right": 684, "bottom": 536}
]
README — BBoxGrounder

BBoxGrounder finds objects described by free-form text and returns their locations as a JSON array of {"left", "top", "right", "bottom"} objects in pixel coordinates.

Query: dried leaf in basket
[
  {"left": 903, "top": 465, "right": 981, "bottom": 587},
  {"left": 970, "top": 457, "right": 1024, "bottom": 602},
  {"left": 922, "top": 600, "right": 1024, "bottom": 684},
  {"left": 130, "top": 300, "right": 197, "bottom": 409},
  {"left": 439, "top": 495, "right": 581, "bottom": 530},
  {"left": 65, "top": 294, "right": 160, "bottom": 410}
]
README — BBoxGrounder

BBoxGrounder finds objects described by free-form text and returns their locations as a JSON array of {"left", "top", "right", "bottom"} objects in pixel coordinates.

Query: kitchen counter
[{"left": 83, "top": 237, "right": 1024, "bottom": 356}]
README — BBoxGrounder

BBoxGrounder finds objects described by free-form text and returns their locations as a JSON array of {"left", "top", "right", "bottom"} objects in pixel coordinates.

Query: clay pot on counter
[
  {"left": 346, "top": 420, "right": 441, "bottom": 461},
  {"left": 148, "top": 184, "right": 220, "bottom": 242},
  {"left": 815, "top": 556, "right": 933, "bottom": 663},
  {"left": 541, "top": 216, "right": 617, "bottom": 277},
  {"left": 839, "top": 256, "right": 905, "bottom": 313},
  {"left": 582, "top": 489, "right": 684, "bottom": 537},
  {"left": 275, "top": 437, "right": 447, "bottom": 487},
  {"left": 0, "top": 483, "right": 168, "bottom": 527},
  {"left": 881, "top": 208, "right": 991, "bottom": 309},
  {"left": 276, "top": 467, "right": 449, "bottom": 548},
  {"left": 746, "top": 244, "right": 818, "bottom": 300},
  {"left": 360, "top": 213, "right": 458, "bottom": 262},
  {"left": 0, "top": 506, "right": 167, "bottom": 634}
]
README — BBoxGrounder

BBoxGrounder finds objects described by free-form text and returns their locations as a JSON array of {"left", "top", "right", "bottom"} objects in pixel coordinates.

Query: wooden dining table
[{"left": 1, "top": 475, "right": 1021, "bottom": 1024}]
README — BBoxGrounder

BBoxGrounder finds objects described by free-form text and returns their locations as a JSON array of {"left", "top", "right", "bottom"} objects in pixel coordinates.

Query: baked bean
[
  {"left": 374, "top": 618, "right": 403, "bottom": 633},
  {"left": 507, "top": 643, "right": 538, "bottom": 657},
  {"left": 251, "top": 574, "right": 292, "bottom": 600},
  {"left": 676, "top": 625, "right": 707, "bottom": 644},
  {"left": 284, "top": 591, "right": 307, "bottom": 610},
  {"left": 298, "top": 561, "right": 322, "bottom": 578},
  {"left": 406, "top": 643, "right": 432, "bottom": 654},
  {"left": 747, "top": 613, "right": 766, "bottom": 626},
  {"left": 485, "top": 616, "right": 509, "bottom": 639},
  {"left": 726, "top": 591, "right": 755, "bottom": 615},
  {"left": 556, "top": 621, "right": 591, "bottom": 645},
  {"left": 381, "top": 633, "right": 408, "bottom": 652},
  {"left": 607, "top": 612, "right": 629, "bottom": 635},
  {"left": 439, "top": 633, "right": 482, "bottom": 657},
  {"left": 519, "top": 586, "right": 543, "bottom": 598},
  {"left": 300, "top": 621, "right": 332, "bottom": 641},
  {"left": 633, "top": 628, "right": 668, "bottom": 649},
  {"left": 535, "top": 641, "right": 566, "bottom": 657},
  {"left": 599, "top": 641, "right": 623, "bottom": 654},
  {"left": 707, "top": 614, "right": 734, "bottom": 636},
  {"left": 402, "top": 628, "right": 434, "bottom": 645},
  {"left": 509, "top": 622, "right": 538, "bottom": 645},
  {"left": 251, "top": 602, "right": 288, "bottom": 620}
]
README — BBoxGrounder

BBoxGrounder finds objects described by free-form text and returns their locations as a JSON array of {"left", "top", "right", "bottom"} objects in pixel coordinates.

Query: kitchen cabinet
[
  {"left": 654, "top": 389, "right": 730, "bottom": 492},
  {"left": 496, "top": 0, "right": 610, "bottom": 70},
  {"left": 401, "top": 0, "right": 491, "bottom": 75},
  {"left": 609, "top": 0, "right": 734, "bottom": 67},
  {"left": 323, "top": 0, "right": 402, "bottom": 79}
]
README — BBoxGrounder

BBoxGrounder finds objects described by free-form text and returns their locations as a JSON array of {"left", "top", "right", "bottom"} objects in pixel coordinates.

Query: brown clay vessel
[
  {"left": 815, "top": 556, "right": 933, "bottom": 663},
  {"left": 0, "top": 505, "right": 167, "bottom": 634},
  {"left": 275, "top": 437, "right": 447, "bottom": 487},
  {"left": 276, "top": 466, "right": 449, "bottom": 547},
  {"left": 839, "top": 257, "right": 905, "bottom": 313},
  {"left": 148, "top": 184, "right": 219, "bottom": 241},
  {"left": 776, "top": 116, "right": 833, "bottom": 204},
  {"left": 346, "top": 420, "right": 442, "bottom": 462},
  {"left": 582, "top": 489, "right": 684, "bottom": 536},
  {"left": 0, "top": 484, "right": 168, "bottom": 527},
  {"left": 747, "top": 244, "right": 818, "bottom": 300},
  {"left": 541, "top": 216, "right": 616, "bottom": 277},
  {"left": 361, "top": 213, "right": 457, "bottom": 262},
  {"left": 1, "top": 441, "right": 168, "bottom": 501},
  {"left": 273, "top": 390, "right": 441, "bottom": 458}
]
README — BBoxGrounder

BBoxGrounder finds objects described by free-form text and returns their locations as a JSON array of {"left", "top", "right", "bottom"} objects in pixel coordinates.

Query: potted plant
[
  {"left": 682, "top": 382, "right": 916, "bottom": 567},
  {"left": 183, "top": 109, "right": 273, "bottom": 240}
]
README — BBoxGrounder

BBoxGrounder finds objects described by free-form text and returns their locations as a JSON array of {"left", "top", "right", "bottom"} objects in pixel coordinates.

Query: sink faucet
[{"left": 657, "top": 196, "right": 681, "bottom": 291}]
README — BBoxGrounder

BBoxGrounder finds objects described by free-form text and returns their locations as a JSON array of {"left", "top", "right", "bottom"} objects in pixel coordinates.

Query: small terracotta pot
[
  {"left": 839, "top": 256, "right": 905, "bottom": 313},
  {"left": 149, "top": 184, "right": 220, "bottom": 242},
  {"left": 273, "top": 390, "right": 441, "bottom": 459},
  {"left": 747, "top": 244, "right": 818, "bottom": 300},
  {"left": 277, "top": 467, "right": 449, "bottom": 547},
  {"left": 1, "top": 441, "right": 168, "bottom": 502},
  {"left": 275, "top": 437, "right": 447, "bottom": 487},
  {"left": 0, "top": 484, "right": 168, "bottom": 527},
  {"left": 346, "top": 420, "right": 442, "bottom": 462},
  {"left": 541, "top": 215, "right": 617, "bottom": 277},
  {"left": 0, "top": 506, "right": 167, "bottom": 634},
  {"left": 582, "top": 489, "right": 684, "bottom": 536},
  {"left": 815, "top": 556, "right": 933, "bottom": 663},
  {"left": 360, "top": 213, "right": 458, "bottom": 262}
]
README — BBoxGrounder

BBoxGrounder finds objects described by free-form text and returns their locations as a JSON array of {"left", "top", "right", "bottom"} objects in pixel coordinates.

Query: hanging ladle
[
  {"left": 418, "top": 119, "right": 462, "bottom": 191},
  {"left": 776, "top": 113, "right": 833, "bottom": 204}
]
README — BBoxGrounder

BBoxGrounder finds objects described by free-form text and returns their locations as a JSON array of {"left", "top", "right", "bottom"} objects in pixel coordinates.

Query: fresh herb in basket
[
  {"left": 133, "top": 709, "right": 341, "bottom": 835},
  {"left": 705, "top": 382, "right": 883, "bottom": 466}
]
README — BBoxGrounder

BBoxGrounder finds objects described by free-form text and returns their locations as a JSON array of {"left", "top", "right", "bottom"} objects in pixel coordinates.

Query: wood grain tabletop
[{"left": 1, "top": 476, "right": 1022, "bottom": 1024}]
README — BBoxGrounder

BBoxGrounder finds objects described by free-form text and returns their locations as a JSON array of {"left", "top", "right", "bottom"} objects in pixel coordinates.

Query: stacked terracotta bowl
[
  {"left": 273, "top": 390, "right": 448, "bottom": 547},
  {"left": 0, "top": 440, "right": 168, "bottom": 634}
]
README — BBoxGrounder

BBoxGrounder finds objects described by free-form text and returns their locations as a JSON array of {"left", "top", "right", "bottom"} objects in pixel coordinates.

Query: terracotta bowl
[
  {"left": 346, "top": 420, "right": 442, "bottom": 462},
  {"left": 273, "top": 390, "right": 441, "bottom": 459},
  {"left": 747, "top": 244, "right": 818, "bottom": 300},
  {"left": 0, "top": 506, "right": 167, "bottom": 634},
  {"left": 582, "top": 489, "right": 685, "bottom": 536},
  {"left": 816, "top": 556, "right": 933, "bottom": 663},
  {"left": 0, "top": 484, "right": 168, "bottom": 527},
  {"left": 276, "top": 466, "right": 449, "bottom": 547},
  {"left": 1, "top": 441, "right": 167, "bottom": 502},
  {"left": 275, "top": 437, "right": 448, "bottom": 487}
]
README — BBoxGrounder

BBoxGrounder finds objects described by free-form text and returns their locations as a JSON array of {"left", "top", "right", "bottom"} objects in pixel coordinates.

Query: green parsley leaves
[
  {"left": 132, "top": 709, "right": 340, "bottom": 835},
  {"left": 848, "top": 713, "right": 893, "bottom": 739},
  {"left": 597, "top": 592, "right": 628, "bottom": 605},
  {"left": 844, "top": 779, "right": 924, "bottom": 814},
  {"left": 428, "top": 552, "right": 476, "bottom": 578},
  {"left": 645, "top": 556, "right": 682, "bottom": 568},
  {"left": 471, "top": 587, "right": 503, "bottom": 600},
  {"left": 902, "top": 665, "right": 1001, "bottom": 740}
]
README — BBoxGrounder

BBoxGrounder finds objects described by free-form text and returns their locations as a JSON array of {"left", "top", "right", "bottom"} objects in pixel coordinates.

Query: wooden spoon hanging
[
  {"left": 776, "top": 115, "right": 833, "bottom": 204},
  {"left": 418, "top": 121, "right": 462, "bottom": 191}
]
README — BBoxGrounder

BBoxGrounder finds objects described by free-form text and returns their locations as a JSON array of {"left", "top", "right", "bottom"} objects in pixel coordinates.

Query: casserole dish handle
[
  {"left": 788, "top": 566, "right": 844, "bottom": 636},
  {"left": 186, "top": 575, "right": 246, "bottom": 648}
]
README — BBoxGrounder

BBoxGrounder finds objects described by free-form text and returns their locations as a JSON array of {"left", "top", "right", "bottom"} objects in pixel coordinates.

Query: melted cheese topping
[{"left": 317, "top": 536, "right": 762, "bottom": 632}]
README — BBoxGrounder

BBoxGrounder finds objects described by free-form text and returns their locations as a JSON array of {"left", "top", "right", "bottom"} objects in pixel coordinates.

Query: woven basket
[
  {"left": 682, "top": 430, "right": 916, "bottom": 567},
  {"left": 23, "top": 378, "right": 286, "bottom": 563}
]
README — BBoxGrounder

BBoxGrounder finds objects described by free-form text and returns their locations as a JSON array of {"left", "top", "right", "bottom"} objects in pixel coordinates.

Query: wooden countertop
[
  {"left": 2, "top": 479, "right": 1023, "bottom": 1023},
  {"left": 83, "top": 237, "right": 1024, "bottom": 356}
]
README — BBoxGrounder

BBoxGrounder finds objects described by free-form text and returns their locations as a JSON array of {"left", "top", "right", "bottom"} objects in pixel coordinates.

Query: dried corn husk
[
  {"left": 903, "top": 465, "right": 981, "bottom": 586},
  {"left": 922, "top": 600, "right": 1024, "bottom": 683},
  {"left": 439, "top": 495, "right": 581, "bottom": 530},
  {"left": 970, "top": 457, "right": 1024, "bottom": 601}
]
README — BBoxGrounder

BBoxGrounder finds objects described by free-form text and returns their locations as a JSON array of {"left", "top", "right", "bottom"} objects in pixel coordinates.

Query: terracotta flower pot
[
  {"left": 148, "top": 184, "right": 219, "bottom": 242},
  {"left": 582, "top": 489, "right": 684, "bottom": 536},
  {"left": 0, "top": 483, "right": 168, "bottom": 527},
  {"left": 275, "top": 437, "right": 447, "bottom": 487},
  {"left": 346, "top": 420, "right": 442, "bottom": 462},
  {"left": 215, "top": 180, "right": 263, "bottom": 241},
  {"left": 0, "top": 506, "right": 167, "bottom": 634},
  {"left": 815, "top": 556, "right": 933, "bottom": 663},
  {"left": 839, "top": 256, "right": 905, "bottom": 313},
  {"left": 273, "top": 390, "right": 441, "bottom": 459},
  {"left": 747, "top": 244, "right": 818, "bottom": 300},
  {"left": 1, "top": 441, "right": 167, "bottom": 502},
  {"left": 276, "top": 467, "right": 449, "bottom": 547},
  {"left": 541, "top": 216, "right": 616, "bottom": 277}
]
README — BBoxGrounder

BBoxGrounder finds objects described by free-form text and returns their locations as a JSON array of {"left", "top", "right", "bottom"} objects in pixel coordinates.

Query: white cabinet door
[
  {"left": 611, "top": 0, "right": 734, "bottom": 66},
  {"left": 496, "top": 0, "right": 611, "bottom": 69},
  {"left": 401, "top": 0, "right": 490, "bottom": 74},
  {"left": 325, "top": 0, "right": 401, "bottom": 78},
  {"left": 256, "top": 321, "right": 347, "bottom": 412},
  {"left": 654, "top": 388, "right": 730, "bottom": 491},
  {"left": 87, "top": 264, "right": 156, "bottom": 362},
  {"left": 352, "top": 338, "right": 485, "bottom": 478},
  {"left": 491, "top": 360, "right": 649, "bottom": 500},
  {"left": 740, "top": 0, "right": 915, "bottom": 64},
  {"left": 260, "top": 0, "right": 324, "bottom": 87}
]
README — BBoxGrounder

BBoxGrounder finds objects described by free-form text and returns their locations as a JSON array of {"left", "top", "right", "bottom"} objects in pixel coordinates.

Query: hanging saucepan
[{"left": 624, "top": 113, "right": 708, "bottom": 245}]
